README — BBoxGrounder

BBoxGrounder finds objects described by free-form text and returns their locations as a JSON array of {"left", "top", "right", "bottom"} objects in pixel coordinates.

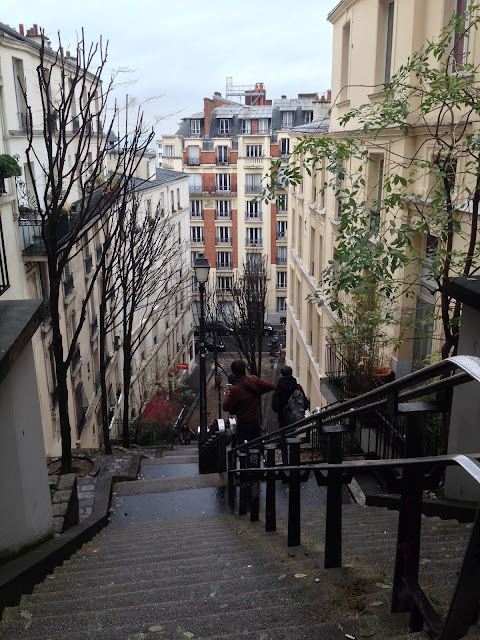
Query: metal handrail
[{"left": 226, "top": 355, "right": 480, "bottom": 640}]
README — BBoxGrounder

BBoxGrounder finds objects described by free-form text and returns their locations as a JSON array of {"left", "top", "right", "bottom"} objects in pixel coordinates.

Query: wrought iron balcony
[
  {"left": 245, "top": 238, "right": 262, "bottom": 248},
  {"left": 216, "top": 159, "right": 229, "bottom": 166},
  {"left": 277, "top": 232, "right": 287, "bottom": 241},
  {"left": 245, "top": 184, "right": 262, "bottom": 194},
  {"left": 190, "top": 211, "right": 203, "bottom": 220},
  {"left": 276, "top": 256, "right": 287, "bottom": 265},
  {"left": 189, "top": 186, "right": 203, "bottom": 194},
  {"left": 216, "top": 262, "right": 233, "bottom": 271},
  {"left": 84, "top": 253, "right": 93, "bottom": 275},
  {"left": 190, "top": 237, "right": 205, "bottom": 245},
  {"left": 215, "top": 188, "right": 231, "bottom": 195},
  {"left": 63, "top": 273, "right": 74, "bottom": 297},
  {"left": 71, "top": 344, "right": 81, "bottom": 374},
  {"left": 187, "top": 157, "right": 200, "bottom": 166},
  {"left": 215, "top": 211, "right": 231, "bottom": 220},
  {"left": 245, "top": 212, "right": 262, "bottom": 222},
  {"left": 216, "top": 237, "right": 232, "bottom": 246}
]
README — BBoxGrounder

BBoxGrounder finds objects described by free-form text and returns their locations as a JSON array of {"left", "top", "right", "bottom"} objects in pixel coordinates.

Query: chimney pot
[
  {"left": 19, "top": 24, "right": 24, "bottom": 35},
  {"left": 281, "top": 95, "right": 286, "bottom": 99}
]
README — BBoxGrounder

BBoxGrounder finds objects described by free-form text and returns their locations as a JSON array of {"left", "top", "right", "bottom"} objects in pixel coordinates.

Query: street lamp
[{"left": 194, "top": 254, "right": 211, "bottom": 452}]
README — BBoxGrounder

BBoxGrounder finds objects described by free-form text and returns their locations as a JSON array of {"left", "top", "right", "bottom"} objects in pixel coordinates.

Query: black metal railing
[
  {"left": 189, "top": 186, "right": 203, "bottom": 194},
  {"left": 187, "top": 157, "right": 200, "bottom": 166},
  {"left": 0, "top": 216, "right": 10, "bottom": 296},
  {"left": 199, "top": 419, "right": 227, "bottom": 474},
  {"left": 63, "top": 273, "right": 74, "bottom": 297},
  {"left": 71, "top": 344, "right": 81, "bottom": 373},
  {"left": 84, "top": 253, "right": 93, "bottom": 275},
  {"left": 226, "top": 355, "right": 480, "bottom": 640}
]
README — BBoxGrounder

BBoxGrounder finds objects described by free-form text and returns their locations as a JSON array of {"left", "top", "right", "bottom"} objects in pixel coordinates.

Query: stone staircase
[{"left": 1, "top": 445, "right": 480, "bottom": 639}]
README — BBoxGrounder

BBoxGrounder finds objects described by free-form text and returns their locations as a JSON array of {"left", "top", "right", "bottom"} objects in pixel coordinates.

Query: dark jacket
[
  {"left": 222, "top": 374, "right": 275, "bottom": 423},
  {"left": 272, "top": 375, "right": 309, "bottom": 426}
]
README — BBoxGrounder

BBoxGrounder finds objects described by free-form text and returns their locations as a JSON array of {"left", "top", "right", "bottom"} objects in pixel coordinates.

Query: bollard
[
  {"left": 287, "top": 438, "right": 301, "bottom": 547},
  {"left": 248, "top": 448, "right": 261, "bottom": 522},
  {"left": 265, "top": 444, "right": 278, "bottom": 532},
  {"left": 324, "top": 431, "right": 343, "bottom": 568}
]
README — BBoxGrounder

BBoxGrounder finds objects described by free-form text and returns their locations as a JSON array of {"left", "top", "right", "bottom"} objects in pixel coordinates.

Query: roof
[
  {"left": 290, "top": 119, "right": 330, "bottom": 135},
  {"left": 132, "top": 168, "right": 188, "bottom": 192},
  {"left": 273, "top": 98, "right": 317, "bottom": 111}
]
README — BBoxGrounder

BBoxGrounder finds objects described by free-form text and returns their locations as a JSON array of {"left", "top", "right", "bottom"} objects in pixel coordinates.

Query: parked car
[
  {"left": 194, "top": 339, "right": 226, "bottom": 353},
  {"left": 236, "top": 323, "right": 274, "bottom": 336},
  {"left": 205, "top": 321, "right": 233, "bottom": 336}
]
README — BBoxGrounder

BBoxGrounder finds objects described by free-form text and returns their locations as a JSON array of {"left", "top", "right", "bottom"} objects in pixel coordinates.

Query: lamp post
[{"left": 194, "top": 254, "right": 211, "bottom": 453}]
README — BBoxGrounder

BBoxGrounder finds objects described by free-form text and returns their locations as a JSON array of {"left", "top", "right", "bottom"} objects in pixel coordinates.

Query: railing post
[
  {"left": 325, "top": 430, "right": 343, "bottom": 568},
  {"left": 228, "top": 449, "right": 236, "bottom": 508},
  {"left": 287, "top": 438, "right": 301, "bottom": 547},
  {"left": 248, "top": 448, "right": 261, "bottom": 522},
  {"left": 265, "top": 444, "right": 278, "bottom": 532},
  {"left": 392, "top": 411, "right": 425, "bottom": 618},
  {"left": 238, "top": 452, "right": 248, "bottom": 516}
]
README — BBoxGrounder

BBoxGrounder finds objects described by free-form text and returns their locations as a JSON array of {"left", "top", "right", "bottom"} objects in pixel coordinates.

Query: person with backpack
[
  {"left": 272, "top": 366, "right": 310, "bottom": 428},
  {"left": 222, "top": 360, "right": 275, "bottom": 445}
]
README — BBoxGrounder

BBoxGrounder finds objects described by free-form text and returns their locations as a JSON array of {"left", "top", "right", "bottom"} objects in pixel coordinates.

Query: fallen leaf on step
[
  {"left": 148, "top": 626, "right": 164, "bottom": 632},
  {"left": 345, "top": 634, "right": 355, "bottom": 639},
  {"left": 375, "top": 582, "right": 392, "bottom": 589},
  {"left": 294, "top": 573, "right": 307, "bottom": 579},
  {"left": 237, "top": 530, "right": 244, "bottom": 535},
  {"left": 359, "top": 630, "right": 376, "bottom": 637},
  {"left": 369, "top": 601, "right": 383, "bottom": 607}
]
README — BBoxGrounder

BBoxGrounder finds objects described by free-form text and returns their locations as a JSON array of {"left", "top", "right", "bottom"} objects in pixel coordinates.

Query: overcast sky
[{"left": 2, "top": 0, "right": 334, "bottom": 143}]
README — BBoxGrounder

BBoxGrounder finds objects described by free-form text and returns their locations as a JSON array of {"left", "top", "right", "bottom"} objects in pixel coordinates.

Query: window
[
  {"left": 176, "top": 188, "right": 181, "bottom": 210},
  {"left": 219, "top": 119, "right": 230, "bottom": 134},
  {"left": 75, "top": 383, "right": 88, "bottom": 438},
  {"left": 451, "top": 0, "right": 469, "bottom": 70},
  {"left": 246, "top": 253, "right": 263, "bottom": 270},
  {"left": 246, "top": 200, "right": 262, "bottom": 219},
  {"left": 277, "top": 246, "right": 287, "bottom": 264},
  {"left": 190, "top": 226, "right": 204, "bottom": 244},
  {"left": 189, "top": 174, "right": 202, "bottom": 193},
  {"left": 369, "top": 157, "right": 384, "bottom": 234},
  {"left": 242, "top": 120, "right": 252, "bottom": 134},
  {"left": 258, "top": 118, "right": 270, "bottom": 134},
  {"left": 304, "top": 111, "right": 313, "bottom": 124},
  {"left": 276, "top": 272, "right": 287, "bottom": 290},
  {"left": 384, "top": 1, "right": 395, "bottom": 83},
  {"left": 282, "top": 112, "right": 293, "bottom": 128},
  {"left": 191, "top": 250, "right": 203, "bottom": 267},
  {"left": 164, "top": 144, "right": 174, "bottom": 158},
  {"left": 216, "top": 200, "right": 231, "bottom": 219},
  {"left": 217, "top": 276, "right": 232, "bottom": 292},
  {"left": 215, "top": 173, "right": 231, "bottom": 192},
  {"left": 277, "top": 297, "right": 287, "bottom": 312},
  {"left": 341, "top": 21, "right": 351, "bottom": 101},
  {"left": 246, "top": 227, "right": 262, "bottom": 247},
  {"left": 246, "top": 144, "right": 262, "bottom": 157},
  {"left": 190, "top": 200, "right": 202, "bottom": 218},
  {"left": 216, "top": 226, "right": 231, "bottom": 245},
  {"left": 187, "top": 145, "right": 200, "bottom": 166},
  {"left": 171, "top": 191, "right": 175, "bottom": 211},
  {"left": 245, "top": 173, "right": 262, "bottom": 194},
  {"left": 217, "top": 251, "right": 232, "bottom": 269},
  {"left": 277, "top": 194, "right": 288, "bottom": 212},
  {"left": 217, "top": 145, "right": 229, "bottom": 165},
  {"left": 277, "top": 220, "right": 287, "bottom": 239},
  {"left": 190, "top": 119, "right": 201, "bottom": 135}
]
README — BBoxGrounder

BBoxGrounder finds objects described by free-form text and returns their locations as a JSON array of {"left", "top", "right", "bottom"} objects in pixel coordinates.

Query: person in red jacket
[{"left": 222, "top": 360, "right": 275, "bottom": 445}]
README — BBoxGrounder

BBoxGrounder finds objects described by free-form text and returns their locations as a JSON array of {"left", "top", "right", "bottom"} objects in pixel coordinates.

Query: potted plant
[
  {"left": 329, "top": 282, "right": 395, "bottom": 396},
  {"left": 0, "top": 154, "right": 22, "bottom": 180}
]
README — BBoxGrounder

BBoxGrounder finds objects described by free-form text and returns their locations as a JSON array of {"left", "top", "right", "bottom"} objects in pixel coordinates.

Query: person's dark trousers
[{"left": 236, "top": 418, "right": 261, "bottom": 446}]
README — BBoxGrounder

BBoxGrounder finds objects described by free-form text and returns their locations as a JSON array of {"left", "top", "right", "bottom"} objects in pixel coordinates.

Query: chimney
[
  {"left": 19, "top": 24, "right": 24, "bottom": 36},
  {"left": 214, "top": 91, "right": 222, "bottom": 98},
  {"left": 327, "top": 89, "right": 331, "bottom": 102},
  {"left": 281, "top": 95, "right": 287, "bottom": 99}
]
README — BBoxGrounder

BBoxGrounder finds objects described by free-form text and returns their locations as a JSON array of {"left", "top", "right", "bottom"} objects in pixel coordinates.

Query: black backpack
[{"left": 283, "top": 387, "right": 306, "bottom": 425}]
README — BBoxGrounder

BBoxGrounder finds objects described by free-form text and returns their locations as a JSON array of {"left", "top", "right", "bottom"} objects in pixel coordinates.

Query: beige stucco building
[{"left": 286, "top": 0, "right": 478, "bottom": 410}]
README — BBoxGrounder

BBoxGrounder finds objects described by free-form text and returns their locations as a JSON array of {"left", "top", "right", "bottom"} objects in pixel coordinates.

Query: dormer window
[
  {"left": 242, "top": 119, "right": 252, "bottom": 134},
  {"left": 191, "top": 119, "right": 201, "bottom": 135},
  {"left": 258, "top": 118, "right": 270, "bottom": 134},
  {"left": 219, "top": 119, "right": 230, "bottom": 134},
  {"left": 304, "top": 111, "right": 313, "bottom": 124},
  {"left": 282, "top": 112, "right": 293, "bottom": 128}
]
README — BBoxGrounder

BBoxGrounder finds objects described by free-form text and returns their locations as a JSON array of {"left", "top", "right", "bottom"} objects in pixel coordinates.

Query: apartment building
[
  {"left": 287, "top": 0, "right": 478, "bottom": 409},
  {"left": 0, "top": 22, "right": 193, "bottom": 456},
  {"left": 162, "top": 83, "right": 330, "bottom": 323}
]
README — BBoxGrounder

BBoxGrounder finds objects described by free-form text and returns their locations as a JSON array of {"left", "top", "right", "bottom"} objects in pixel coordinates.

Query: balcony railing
[
  {"left": 215, "top": 187, "right": 231, "bottom": 194},
  {"left": 244, "top": 157, "right": 263, "bottom": 167},
  {"left": 84, "top": 253, "right": 93, "bottom": 275},
  {"left": 217, "top": 262, "right": 233, "bottom": 271},
  {"left": 187, "top": 157, "right": 200, "bottom": 166},
  {"left": 63, "top": 273, "right": 74, "bottom": 297},
  {"left": 71, "top": 344, "right": 81, "bottom": 374},
  {"left": 245, "top": 238, "right": 262, "bottom": 248},
  {"left": 216, "top": 159, "right": 229, "bottom": 166},
  {"left": 277, "top": 232, "right": 287, "bottom": 241},
  {"left": 190, "top": 237, "right": 205, "bottom": 245},
  {"left": 216, "top": 237, "right": 232, "bottom": 246},
  {"left": 276, "top": 282, "right": 287, "bottom": 289},
  {"left": 90, "top": 315, "right": 98, "bottom": 339},
  {"left": 245, "top": 212, "right": 262, "bottom": 222},
  {"left": 215, "top": 211, "right": 232, "bottom": 220},
  {"left": 276, "top": 255, "right": 287, "bottom": 265},
  {"left": 0, "top": 216, "right": 10, "bottom": 296},
  {"left": 245, "top": 184, "right": 262, "bottom": 194},
  {"left": 189, "top": 185, "right": 203, "bottom": 194},
  {"left": 190, "top": 211, "right": 203, "bottom": 220}
]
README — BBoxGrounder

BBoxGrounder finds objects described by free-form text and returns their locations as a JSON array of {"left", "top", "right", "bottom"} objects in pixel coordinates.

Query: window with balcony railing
[
  {"left": 189, "top": 175, "right": 202, "bottom": 194},
  {"left": 84, "top": 253, "right": 93, "bottom": 275},
  {"left": 187, "top": 146, "right": 200, "bottom": 166},
  {"left": 63, "top": 272, "right": 74, "bottom": 297},
  {"left": 216, "top": 226, "right": 232, "bottom": 245},
  {"left": 245, "top": 200, "right": 262, "bottom": 221},
  {"left": 216, "top": 146, "right": 229, "bottom": 166},
  {"left": 215, "top": 173, "right": 231, "bottom": 193},
  {"left": 216, "top": 251, "right": 232, "bottom": 270},
  {"left": 277, "top": 194, "right": 288, "bottom": 213},
  {"left": 216, "top": 200, "right": 231, "bottom": 219},
  {"left": 246, "top": 228, "right": 262, "bottom": 247},
  {"left": 276, "top": 272, "right": 287, "bottom": 289},
  {"left": 190, "top": 200, "right": 203, "bottom": 219},
  {"left": 280, "top": 138, "right": 290, "bottom": 156},
  {"left": 282, "top": 112, "right": 293, "bottom": 128},
  {"left": 276, "top": 296, "right": 287, "bottom": 312},
  {"left": 217, "top": 275, "right": 232, "bottom": 292},
  {"left": 276, "top": 247, "right": 287, "bottom": 265},
  {"left": 242, "top": 119, "right": 252, "bottom": 134},
  {"left": 277, "top": 220, "right": 287, "bottom": 240},
  {"left": 246, "top": 145, "right": 263, "bottom": 157},
  {"left": 245, "top": 174, "right": 262, "bottom": 194},
  {"left": 190, "top": 227, "right": 204, "bottom": 245},
  {"left": 258, "top": 119, "right": 270, "bottom": 134}
]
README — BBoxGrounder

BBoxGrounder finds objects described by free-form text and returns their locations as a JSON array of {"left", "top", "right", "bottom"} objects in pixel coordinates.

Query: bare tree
[
  {"left": 220, "top": 255, "right": 268, "bottom": 378},
  {"left": 21, "top": 31, "right": 153, "bottom": 472}
]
